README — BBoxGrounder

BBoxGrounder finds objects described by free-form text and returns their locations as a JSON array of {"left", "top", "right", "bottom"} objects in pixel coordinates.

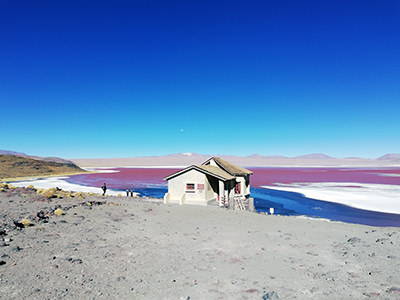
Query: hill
[
  {"left": 71, "top": 152, "right": 397, "bottom": 168},
  {"left": 0, "top": 150, "right": 28, "bottom": 156},
  {"left": 377, "top": 153, "right": 400, "bottom": 161},
  {"left": 0, "top": 149, "right": 74, "bottom": 165},
  {"left": 294, "top": 153, "right": 333, "bottom": 159},
  {"left": 0, "top": 154, "right": 86, "bottom": 179}
]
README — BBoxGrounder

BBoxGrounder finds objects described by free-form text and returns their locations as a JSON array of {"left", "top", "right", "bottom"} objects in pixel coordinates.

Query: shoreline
[
  {"left": 3, "top": 166, "right": 399, "bottom": 226},
  {"left": 261, "top": 182, "right": 400, "bottom": 215},
  {"left": 7, "top": 176, "right": 134, "bottom": 197},
  {"left": 0, "top": 170, "right": 94, "bottom": 183},
  {"left": 6, "top": 168, "right": 400, "bottom": 217}
]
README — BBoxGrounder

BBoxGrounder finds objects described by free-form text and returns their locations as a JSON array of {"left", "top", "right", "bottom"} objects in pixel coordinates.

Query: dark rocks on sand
[
  {"left": 347, "top": 237, "right": 361, "bottom": 244},
  {"left": 13, "top": 221, "right": 25, "bottom": 230},
  {"left": 262, "top": 291, "right": 279, "bottom": 299},
  {"left": 11, "top": 245, "right": 23, "bottom": 252},
  {"left": 387, "top": 287, "right": 400, "bottom": 294}
]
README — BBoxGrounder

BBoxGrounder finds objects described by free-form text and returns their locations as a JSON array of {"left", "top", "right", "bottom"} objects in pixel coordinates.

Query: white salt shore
[
  {"left": 262, "top": 182, "right": 400, "bottom": 214},
  {"left": 9, "top": 177, "right": 134, "bottom": 197}
]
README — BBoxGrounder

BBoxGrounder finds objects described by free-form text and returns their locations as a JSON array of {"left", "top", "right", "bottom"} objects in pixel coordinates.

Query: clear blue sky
[{"left": 0, "top": 0, "right": 399, "bottom": 158}]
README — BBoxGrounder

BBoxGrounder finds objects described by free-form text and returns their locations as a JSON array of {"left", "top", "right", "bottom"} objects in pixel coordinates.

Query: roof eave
[{"left": 164, "top": 165, "right": 233, "bottom": 181}]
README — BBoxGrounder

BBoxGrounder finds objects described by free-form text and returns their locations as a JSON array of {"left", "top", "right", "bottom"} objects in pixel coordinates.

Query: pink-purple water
[{"left": 66, "top": 167, "right": 400, "bottom": 227}]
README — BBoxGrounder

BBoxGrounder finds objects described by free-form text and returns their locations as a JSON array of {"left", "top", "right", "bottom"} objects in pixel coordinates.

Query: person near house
[{"left": 101, "top": 183, "right": 107, "bottom": 196}]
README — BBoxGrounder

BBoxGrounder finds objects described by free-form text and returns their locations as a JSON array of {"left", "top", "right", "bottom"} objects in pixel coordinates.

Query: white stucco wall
[{"left": 164, "top": 169, "right": 216, "bottom": 206}]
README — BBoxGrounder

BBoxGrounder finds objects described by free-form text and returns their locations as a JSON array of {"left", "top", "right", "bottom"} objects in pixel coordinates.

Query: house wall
[
  {"left": 165, "top": 169, "right": 216, "bottom": 206},
  {"left": 234, "top": 175, "right": 251, "bottom": 196}
]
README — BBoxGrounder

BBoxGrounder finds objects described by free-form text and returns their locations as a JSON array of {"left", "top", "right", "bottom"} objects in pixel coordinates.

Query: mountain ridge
[{"left": 0, "top": 154, "right": 86, "bottom": 179}]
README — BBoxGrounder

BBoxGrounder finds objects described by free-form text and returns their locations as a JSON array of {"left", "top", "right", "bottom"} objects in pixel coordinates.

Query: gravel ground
[{"left": 1, "top": 186, "right": 400, "bottom": 299}]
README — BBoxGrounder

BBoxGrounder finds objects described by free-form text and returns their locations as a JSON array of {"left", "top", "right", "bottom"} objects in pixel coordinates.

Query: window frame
[{"left": 186, "top": 183, "right": 195, "bottom": 190}]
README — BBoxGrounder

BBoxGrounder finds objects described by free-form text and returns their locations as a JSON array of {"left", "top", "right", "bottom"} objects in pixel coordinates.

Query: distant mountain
[
  {"left": 0, "top": 150, "right": 27, "bottom": 156},
  {"left": 377, "top": 154, "right": 400, "bottom": 161},
  {"left": 246, "top": 154, "right": 288, "bottom": 159},
  {"left": 29, "top": 156, "right": 76, "bottom": 165},
  {"left": 0, "top": 154, "right": 85, "bottom": 179},
  {"left": 0, "top": 150, "right": 74, "bottom": 165},
  {"left": 294, "top": 153, "right": 334, "bottom": 159},
  {"left": 71, "top": 152, "right": 399, "bottom": 168},
  {"left": 165, "top": 152, "right": 209, "bottom": 158}
]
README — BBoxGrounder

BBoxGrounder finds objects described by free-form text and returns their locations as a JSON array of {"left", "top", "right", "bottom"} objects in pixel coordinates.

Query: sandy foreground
[{"left": 1, "top": 187, "right": 400, "bottom": 299}]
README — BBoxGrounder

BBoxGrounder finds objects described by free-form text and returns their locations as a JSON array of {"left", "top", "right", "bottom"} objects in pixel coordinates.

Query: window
[
  {"left": 235, "top": 182, "right": 241, "bottom": 194},
  {"left": 186, "top": 183, "right": 195, "bottom": 190}
]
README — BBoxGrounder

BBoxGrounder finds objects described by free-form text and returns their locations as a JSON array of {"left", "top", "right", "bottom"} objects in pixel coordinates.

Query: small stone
[
  {"left": 387, "top": 287, "right": 400, "bottom": 294},
  {"left": 262, "top": 291, "right": 279, "bottom": 299},
  {"left": 54, "top": 209, "right": 64, "bottom": 216},
  {"left": 0, "top": 260, "right": 6, "bottom": 266},
  {"left": 347, "top": 237, "right": 361, "bottom": 243},
  {"left": 245, "top": 289, "right": 259, "bottom": 293},
  {"left": 11, "top": 245, "right": 22, "bottom": 252}
]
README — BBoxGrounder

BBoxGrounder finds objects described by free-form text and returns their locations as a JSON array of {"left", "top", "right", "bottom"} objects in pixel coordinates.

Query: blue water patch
[
  {"left": 133, "top": 187, "right": 168, "bottom": 199},
  {"left": 252, "top": 187, "right": 400, "bottom": 227}
]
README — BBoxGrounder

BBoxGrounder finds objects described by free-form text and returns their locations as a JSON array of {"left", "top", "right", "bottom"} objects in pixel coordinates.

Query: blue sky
[{"left": 0, "top": 0, "right": 399, "bottom": 158}]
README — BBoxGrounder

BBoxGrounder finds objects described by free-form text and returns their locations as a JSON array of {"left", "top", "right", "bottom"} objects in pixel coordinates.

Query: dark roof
[{"left": 202, "top": 157, "right": 253, "bottom": 175}]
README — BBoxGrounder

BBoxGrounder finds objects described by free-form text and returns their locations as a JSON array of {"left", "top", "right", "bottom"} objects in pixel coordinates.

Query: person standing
[
  {"left": 126, "top": 189, "right": 129, "bottom": 197},
  {"left": 130, "top": 189, "right": 134, "bottom": 197},
  {"left": 101, "top": 183, "right": 107, "bottom": 196}
]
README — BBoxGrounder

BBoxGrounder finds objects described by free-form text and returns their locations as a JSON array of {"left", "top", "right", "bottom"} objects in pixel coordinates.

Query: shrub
[{"left": 42, "top": 188, "right": 57, "bottom": 198}]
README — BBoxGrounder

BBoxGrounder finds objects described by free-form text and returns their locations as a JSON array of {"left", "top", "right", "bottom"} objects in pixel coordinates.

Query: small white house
[{"left": 163, "top": 157, "right": 253, "bottom": 209}]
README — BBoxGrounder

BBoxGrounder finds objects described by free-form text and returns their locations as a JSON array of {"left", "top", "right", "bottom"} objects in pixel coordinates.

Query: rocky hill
[
  {"left": 0, "top": 154, "right": 86, "bottom": 179},
  {"left": 0, "top": 150, "right": 75, "bottom": 165}
]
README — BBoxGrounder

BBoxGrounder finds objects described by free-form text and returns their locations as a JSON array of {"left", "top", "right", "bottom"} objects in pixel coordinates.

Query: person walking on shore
[{"left": 101, "top": 183, "right": 107, "bottom": 196}]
